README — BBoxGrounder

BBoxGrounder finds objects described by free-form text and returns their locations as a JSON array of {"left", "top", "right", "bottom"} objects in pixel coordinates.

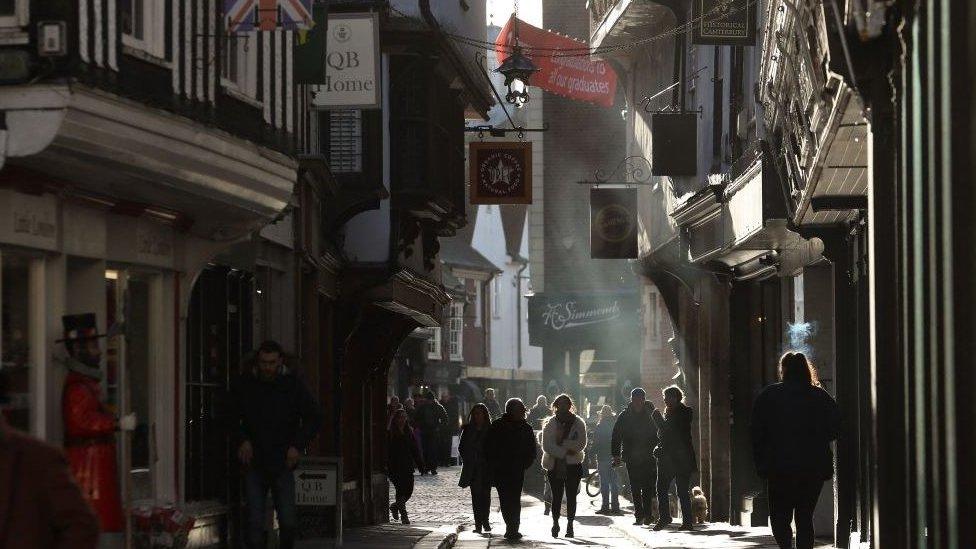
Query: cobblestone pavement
[{"left": 391, "top": 466, "right": 833, "bottom": 548}]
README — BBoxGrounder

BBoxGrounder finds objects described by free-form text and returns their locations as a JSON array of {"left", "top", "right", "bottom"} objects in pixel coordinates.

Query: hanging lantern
[{"left": 495, "top": 44, "right": 539, "bottom": 108}]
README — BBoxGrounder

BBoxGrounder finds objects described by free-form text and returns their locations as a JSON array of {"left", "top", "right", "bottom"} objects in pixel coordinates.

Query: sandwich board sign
[{"left": 294, "top": 457, "right": 342, "bottom": 545}]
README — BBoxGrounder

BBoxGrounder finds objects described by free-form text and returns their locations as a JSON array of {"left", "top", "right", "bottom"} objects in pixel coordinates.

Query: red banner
[{"left": 495, "top": 16, "right": 617, "bottom": 108}]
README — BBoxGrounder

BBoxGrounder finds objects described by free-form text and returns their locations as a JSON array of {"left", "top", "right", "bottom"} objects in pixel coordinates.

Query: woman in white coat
[{"left": 541, "top": 393, "right": 587, "bottom": 538}]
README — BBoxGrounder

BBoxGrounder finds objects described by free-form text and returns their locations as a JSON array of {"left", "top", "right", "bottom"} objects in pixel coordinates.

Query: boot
[
  {"left": 544, "top": 502, "right": 551, "bottom": 515},
  {"left": 390, "top": 503, "right": 399, "bottom": 521},
  {"left": 400, "top": 505, "right": 410, "bottom": 525},
  {"left": 565, "top": 520, "right": 574, "bottom": 538},
  {"left": 551, "top": 519, "right": 560, "bottom": 538}
]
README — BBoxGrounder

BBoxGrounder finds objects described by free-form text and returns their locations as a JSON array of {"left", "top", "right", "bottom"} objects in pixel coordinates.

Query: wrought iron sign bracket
[
  {"left": 577, "top": 155, "right": 656, "bottom": 187},
  {"left": 464, "top": 123, "right": 549, "bottom": 139},
  {"left": 644, "top": 106, "right": 704, "bottom": 117}
]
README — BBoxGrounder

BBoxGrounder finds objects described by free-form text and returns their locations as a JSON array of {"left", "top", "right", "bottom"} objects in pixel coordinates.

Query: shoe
[
  {"left": 390, "top": 503, "right": 399, "bottom": 521},
  {"left": 632, "top": 516, "right": 644, "bottom": 526},
  {"left": 551, "top": 521, "right": 560, "bottom": 537},
  {"left": 596, "top": 507, "right": 610, "bottom": 515},
  {"left": 483, "top": 523, "right": 492, "bottom": 532},
  {"left": 504, "top": 532, "right": 522, "bottom": 541},
  {"left": 401, "top": 507, "right": 410, "bottom": 525},
  {"left": 679, "top": 523, "right": 694, "bottom": 531},
  {"left": 544, "top": 503, "right": 551, "bottom": 516},
  {"left": 643, "top": 515, "right": 655, "bottom": 526},
  {"left": 431, "top": 469, "right": 438, "bottom": 475},
  {"left": 652, "top": 520, "right": 672, "bottom": 531},
  {"left": 474, "top": 524, "right": 483, "bottom": 534},
  {"left": 565, "top": 523, "right": 574, "bottom": 538}
]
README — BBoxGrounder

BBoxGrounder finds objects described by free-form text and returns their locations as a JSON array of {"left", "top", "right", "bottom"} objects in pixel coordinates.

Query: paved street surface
[{"left": 389, "top": 466, "right": 832, "bottom": 548}]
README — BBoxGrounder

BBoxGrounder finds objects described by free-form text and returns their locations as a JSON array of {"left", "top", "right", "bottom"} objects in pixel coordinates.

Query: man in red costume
[{"left": 60, "top": 313, "right": 136, "bottom": 535}]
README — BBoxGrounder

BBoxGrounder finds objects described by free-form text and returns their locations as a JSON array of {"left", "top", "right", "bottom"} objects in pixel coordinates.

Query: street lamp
[{"left": 496, "top": 44, "right": 539, "bottom": 109}]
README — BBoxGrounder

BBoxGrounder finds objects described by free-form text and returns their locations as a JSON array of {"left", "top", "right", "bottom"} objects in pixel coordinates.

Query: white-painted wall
[{"left": 470, "top": 206, "right": 542, "bottom": 373}]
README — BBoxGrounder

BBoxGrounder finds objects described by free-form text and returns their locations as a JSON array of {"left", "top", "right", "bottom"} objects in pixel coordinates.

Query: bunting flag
[
  {"left": 225, "top": 0, "right": 313, "bottom": 33},
  {"left": 495, "top": 16, "right": 618, "bottom": 107}
]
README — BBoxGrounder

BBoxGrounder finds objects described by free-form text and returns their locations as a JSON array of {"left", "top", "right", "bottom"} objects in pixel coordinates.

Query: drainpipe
[{"left": 514, "top": 258, "right": 529, "bottom": 370}]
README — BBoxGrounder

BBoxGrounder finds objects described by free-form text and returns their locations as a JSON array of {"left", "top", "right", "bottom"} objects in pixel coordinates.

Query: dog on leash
[{"left": 691, "top": 486, "right": 708, "bottom": 524}]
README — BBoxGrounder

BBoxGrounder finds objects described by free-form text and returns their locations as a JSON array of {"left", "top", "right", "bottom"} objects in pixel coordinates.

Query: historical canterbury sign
[
  {"left": 528, "top": 292, "right": 640, "bottom": 346},
  {"left": 691, "top": 0, "right": 757, "bottom": 46},
  {"left": 469, "top": 141, "right": 533, "bottom": 204},
  {"left": 590, "top": 188, "right": 638, "bottom": 259}
]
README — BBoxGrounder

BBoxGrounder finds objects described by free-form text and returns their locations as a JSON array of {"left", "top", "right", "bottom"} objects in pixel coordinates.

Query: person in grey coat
[{"left": 458, "top": 403, "right": 493, "bottom": 533}]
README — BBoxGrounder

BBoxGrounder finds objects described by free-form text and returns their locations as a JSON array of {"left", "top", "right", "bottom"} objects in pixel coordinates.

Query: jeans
[
  {"left": 245, "top": 468, "right": 296, "bottom": 549},
  {"left": 597, "top": 459, "right": 620, "bottom": 510},
  {"left": 470, "top": 483, "right": 491, "bottom": 527},
  {"left": 547, "top": 468, "right": 582, "bottom": 521},
  {"left": 390, "top": 472, "right": 415, "bottom": 507},
  {"left": 625, "top": 460, "right": 656, "bottom": 520},
  {"left": 421, "top": 432, "right": 439, "bottom": 472},
  {"left": 495, "top": 477, "right": 524, "bottom": 534},
  {"left": 656, "top": 467, "right": 692, "bottom": 525},
  {"left": 767, "top": 475, "right": 824, "bottom": 549}
]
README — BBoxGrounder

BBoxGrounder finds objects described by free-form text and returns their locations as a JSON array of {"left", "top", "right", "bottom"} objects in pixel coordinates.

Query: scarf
[
  {"left": 62, "top": 356, "right": 103, "bottom": 381},
  {"left": 554, "top": 410, "right": 575, "bottom": 444}
]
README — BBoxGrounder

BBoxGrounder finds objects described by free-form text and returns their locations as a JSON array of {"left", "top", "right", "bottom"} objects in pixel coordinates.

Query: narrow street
[{"left": 389, "top": 467, "right": 830, "bottom": 549}]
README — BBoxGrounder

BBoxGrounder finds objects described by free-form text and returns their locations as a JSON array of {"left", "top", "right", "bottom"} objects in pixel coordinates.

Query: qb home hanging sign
[
  {"left": 469, "top": 142, "right": 533, "bottom": 204},
  {"left": 691, "top": 0, "right": 757, "bottom": 46},
  {"left": 590, "top": 188, "right": 638, "bottom": 259}
]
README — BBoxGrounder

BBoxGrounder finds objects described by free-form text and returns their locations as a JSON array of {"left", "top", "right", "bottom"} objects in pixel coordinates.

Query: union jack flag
[{"left": 224, "top": 0, "right": 314, "bottom": 33}]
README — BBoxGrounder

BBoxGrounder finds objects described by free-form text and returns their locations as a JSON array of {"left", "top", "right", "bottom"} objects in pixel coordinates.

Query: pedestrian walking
[
  {"left": 611, "top": 387, "right": 659, "bottom": 526},
  {"left": 752, "top": 352, "right": 840, "bottom": 549},
  {"left": 482, "top": 387, "right": 502, "bottom": 420},
  {"left": 387, "top": 395, "right": 401, "bottom": 429},
  {"left": 527, "top": 395, "right": 552, "bottom": 430},
  {"left": 541, "top": 394, "right": 587, "bottom": 538},
  {"left": 441, "top": 390, "right": 461, "bottom": 466},
  {"left": 594, "top": 404, "right": 621, "bottom": 515},
  {"left": 0, "top": 371, "right": 100, "bottom": 549},
  {"left": 232, "top": 340, "right": 323, "bottom": 549},
  {"left": 458, "top": 403, "right": 493, "bottom": 533},
  {"left": 416, "top": 390, "right": 448, "bottom": 475},
  {"left": 388, "top": 408, "right": 424, "bottom": 524},
  {"left": 651, "top": 385, "right": 698, "bottom": 531},
  {"left": 485, "top": 398, "right": 537, "bottom": 541}
]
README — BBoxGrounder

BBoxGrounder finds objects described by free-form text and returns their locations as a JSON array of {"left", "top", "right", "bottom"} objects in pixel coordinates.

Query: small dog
[{"left": 691, "top": 486, "right": 709, "bottom": 524}]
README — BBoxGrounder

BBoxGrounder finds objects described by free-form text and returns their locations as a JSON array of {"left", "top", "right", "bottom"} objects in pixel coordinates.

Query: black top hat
[{"left": 57, "top": 313, "right": 107, "bottom": 343}]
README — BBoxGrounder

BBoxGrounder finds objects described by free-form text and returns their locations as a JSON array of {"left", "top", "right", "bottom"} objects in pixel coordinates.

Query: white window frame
[
  {"left": 426, "top": 327, "right": 442, "bottom": 360},
  {"left": 0, "top": 0, "right": 27, "bottom": 28},
  {"left": 220, "top": 32, "right": 259, "bottom": 101},
  {"left": 122, "top": 0, "right": 166, "bottom": 59},
  {"left": 448, "top": 302, "right": 464, "bottom": 361}
]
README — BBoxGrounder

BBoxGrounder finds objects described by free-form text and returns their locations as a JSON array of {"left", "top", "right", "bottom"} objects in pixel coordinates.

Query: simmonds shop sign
[{"left": 528, "top": 292, "right": 639, "bottom": 346}]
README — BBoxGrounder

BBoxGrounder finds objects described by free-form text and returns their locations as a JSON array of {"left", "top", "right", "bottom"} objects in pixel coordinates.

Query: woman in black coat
[
  {"left": 458, "top": 403, "right": 492, "bottom": 533},
  {"left": 651, "top": 385, "right": 698, "bottom": 531},
  {"left": 388, "top": 408, "right": 424, "bottom": 524},
  {"left": 751, "top": 352, "right": 839, "bottom": 549}
]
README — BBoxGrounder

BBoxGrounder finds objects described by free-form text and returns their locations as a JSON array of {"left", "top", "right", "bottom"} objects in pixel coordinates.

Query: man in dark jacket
[
  {"left": 440, "top": 391, "right": 461, "bottom": 466},
  {"left": 233, "top": 341, "right": 323, "bottom": 549},
  {"left": 482, "top": 388, "right": 502, "bottom": 420},
  {"left": 416, "top": 390, "right": 448, "bottom": 474},
  {"left": 485, "top": 398, "right": 536, "bottom": 541},
  {"left": 752, "top": 352, "right": 840, "bottom": 549},
  {"left": 611, "top": 387, "right": 659, "bottom": 525},
  {"left": 651, "top": 385, "right": 697, "bottom": 531}
]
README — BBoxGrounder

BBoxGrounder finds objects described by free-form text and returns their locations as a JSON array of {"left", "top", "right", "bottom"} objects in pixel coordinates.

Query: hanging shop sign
[
  {"left": 310, "top": 13, "right": 380, "bottom": 109},
  {"left": 224, "top": 0, "right": 314, "bottom": 33},
  {"left": 691, "top": 0, "right": 757, "bottom": 46},
  {"left": 590, "top": 188, "right": 638, "bottom": 259},
  {"left": 469, "top": 141, "right": 533, "bottom": 204},
  {"left": 652, "top": 113, "right": 698, "bottom": 176},
  {"left": 293, "top": 4, "right": 328, "bottom": 84},
  {"left": 495, "top": 16, "right": 618, "bottom": 107},
  {"left": 527, "top": 292, "right": 640, "bottom": 347}
]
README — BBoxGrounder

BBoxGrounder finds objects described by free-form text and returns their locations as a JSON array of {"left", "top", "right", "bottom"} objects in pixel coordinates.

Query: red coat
[{"left": 62, "top": 371, "right": 123, "bottom": 532}]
